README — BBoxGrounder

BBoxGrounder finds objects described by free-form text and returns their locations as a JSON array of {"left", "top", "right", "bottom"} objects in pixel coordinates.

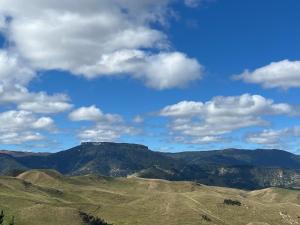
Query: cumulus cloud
[
  {"left": 0, "top": 51, "right": 70, "bottom": 144},
  {"left": 0, "top": 110, "right": 54, "bottom": 132},
  {"left": 0, "top": 84, "right": 73, "bottom": 114},
  {"left": 0, "top": 110, "right": 54, "bottom": 144},
  {"left": 69, "top": 105, "right": 122, "bottom": 122},
  {"left": 0, "top": 132, "right": 44, "bottom": 145},
  {"left": 0, "top": 50, "right": 73, "bottom": 114},
  {"left": 160, "top": 94, "right": 296, "bottom": 144},
  {"left": 78, "top": 123, "right": 136, "bottom": 142},
  {"left": 246, "top": 127, "right": 300, "bottom": 147},
  {"left": 77, "top": 50, "right": 203, "bottom": 89},
  {"left": 70, "top": 105, "right": 136, "bottom": 142},
  {"left": 234, "top": 60, "right": 300, "bottom": 89},
  {"left": 0, "top": 0, "right": 203, "bottom": 89},
  {"left": 0, "top": 51, "right": 35, "bottom": 86}
]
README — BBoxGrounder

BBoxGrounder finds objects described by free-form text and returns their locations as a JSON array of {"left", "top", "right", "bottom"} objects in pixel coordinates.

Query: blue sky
[{"left": 0, "top": 0, "right": 300, "bottom": 153}]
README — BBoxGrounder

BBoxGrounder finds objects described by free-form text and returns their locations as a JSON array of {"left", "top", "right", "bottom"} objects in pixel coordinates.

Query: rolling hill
[
  {"left": 1, "top": 142, "right": 300, "bottom": 189},
  {"left": 0, "top": 170, "right": 299, "bottom": 225}
]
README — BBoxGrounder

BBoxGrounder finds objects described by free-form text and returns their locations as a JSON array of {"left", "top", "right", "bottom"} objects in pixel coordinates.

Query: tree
[{"left": 0, "top": 211, "right": 4, "bottom": 225}]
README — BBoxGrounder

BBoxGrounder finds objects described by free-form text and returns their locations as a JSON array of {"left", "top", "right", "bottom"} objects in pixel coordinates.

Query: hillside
[
  {"left": 1, "top": 142, "right": 300, "bottom": 189},
  {"left": 0, "top": 153, "right": 27, "bottom": 175},
  {"left": 166, "top": 148, "right": 300, "bottom": 169},
  {"left": 0, "top": 170, "right": 299, "bottom": 225},
  {"left": 17, "top": 142, "right": 180, "bottom": 176}
]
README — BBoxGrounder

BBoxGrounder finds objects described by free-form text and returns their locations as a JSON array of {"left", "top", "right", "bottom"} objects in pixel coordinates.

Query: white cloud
[
  {"left": 0, "top": 132, "right": 44, "bottom": 145},
  {"left": 160, "top": 94, "right": 296, "bottom": 144},
  {"left": 0, "top": 50, "right": 35, "bottom": 86},
  {"left": 184, "top": 0, "right": 202, "bottom": 7},
  {"left": 0, "top": 50, "right": 73, "bottom": 114},
  {"left": 78, "top": 123, "right": 136, "bottom": 142},
  {"left": 16, "top": 91, "right": 72, "bottom": 114},
  {"left": 70, "top": 105, "right": 137, "bottom": 142},
  {"left": 0, "top": 110, "right": 54, "bottom": 132},
  {"left": 133, "top": 115, "right": 144, "bottom": 124},
  {"left": 0, "top": 84, "right": 73, "bottom": 114},
  {"left": 0, "top": 15, "right": 6, "bottom": 30},
  {"left": 69, "top": 105, "right": 102, "bottom": 121},
  {"left": 0, "top": 0, "right": 203, "bottom": 89},
  {"left": 246, "top": 127, "right": 300, "bottom": 147},
  {"left": 77, "top": 50, "right": 203, "bottom": 89},
  {"left": 69, "top": 105, "right": 122, "bottom": 122},
  {"left": 0, "top": 50, "right": 68, "bottom": 144},
  {"left": 32, "top": 117, "right": 55, "bottom": 129},
  {"left": 234, "top": 60, "right": 300, "bottom": 89},
  {"left": 0, "top": 110, "right": 54, "bottom": 144}
]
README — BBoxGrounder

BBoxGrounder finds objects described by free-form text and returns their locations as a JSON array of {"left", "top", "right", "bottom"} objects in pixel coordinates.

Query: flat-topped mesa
[{"left": 80, "top": 142, "right": 149, "bottom": 150}]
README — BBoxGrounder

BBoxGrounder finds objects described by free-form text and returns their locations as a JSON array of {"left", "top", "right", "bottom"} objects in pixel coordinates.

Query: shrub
[
  {"left": 79, "top": 212, "right": 113, "bottom": 225},
  {"left": 223, "top": 199, "right": 241, "bottom": 206},
  {"left": 201, "top": 214, "right": 211, "bottom": 222}
]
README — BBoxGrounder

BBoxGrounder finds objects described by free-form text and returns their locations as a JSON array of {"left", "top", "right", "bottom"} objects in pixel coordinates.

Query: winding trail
[{"left": 181, "top": 193, "right": 230, "bottom": 225}]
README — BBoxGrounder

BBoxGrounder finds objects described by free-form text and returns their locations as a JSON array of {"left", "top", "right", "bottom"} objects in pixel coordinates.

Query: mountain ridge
[{"left": 1, "top": 142, "right": 300, "bottom": 190}]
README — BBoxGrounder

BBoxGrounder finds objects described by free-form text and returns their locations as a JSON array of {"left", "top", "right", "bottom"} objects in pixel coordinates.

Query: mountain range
[{"left": 1, "top": 142, "right": 300, "bottom": 190}]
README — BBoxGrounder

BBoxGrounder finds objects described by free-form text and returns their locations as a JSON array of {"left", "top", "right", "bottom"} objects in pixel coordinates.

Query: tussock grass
[{"left": 0, "top": 170, "right": 299, "bottom": 225}]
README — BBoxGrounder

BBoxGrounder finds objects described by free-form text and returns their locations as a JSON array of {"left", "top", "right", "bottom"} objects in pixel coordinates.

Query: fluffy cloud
[
  {"left": 246, "top": 127, "right": 300, "bottom": 147},
  {"left": 70, "top": 105, "right": 136, "bottom": 142},
  {"left": 0, "top": 50, "right": 73, "bottom": 114},
  {"left": 77, "top": 50, "right": 203, "bottom": 90},
  {"left": 0, "top": 110, "right": 54, "bottom": 132},
  {"left": 234, "top": 60, "right": 300, "bottom": 89},
  {"left": 69, "top": 105, "right": 122, "bottom": 122},
  {"left": 0, "top": 51, "right": 70, "bottom": 144},
  {"left": 0, "top": 132, "right": 44, "bottom": 145},
  {"left": 0, "top": 51, "right": 35, "bottom": 86},
  {"left": 0, "top": 84, "right": 73, "bottom": 114},
  {"left": 0, "top": 110, "right": 54, "bottom": 144},
  {"left": 160, "top": 94, "right": 295, "bottom": 144},
  {"left": 0, "top": 0, "right": 203, "bottom": 89},
  {"left": 79, "top": 123, "right": 136, "bottom": 142}
]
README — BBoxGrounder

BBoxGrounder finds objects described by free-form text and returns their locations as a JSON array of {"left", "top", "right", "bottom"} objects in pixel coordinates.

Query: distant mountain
[
  {"left": 16, "top": 142, "right": 180, "bottom": 176},
  {"left": 0, "top": 150, "right": 50, "bottom": 157},
  {"left": 0, "top": 153, "right": 28, "bottom": 175},
  {"left": 0, "top": 142, "right": 300, "bottom": 189},
  {"left": 166, "top": 148, "right": 300, "bottom": 169}
]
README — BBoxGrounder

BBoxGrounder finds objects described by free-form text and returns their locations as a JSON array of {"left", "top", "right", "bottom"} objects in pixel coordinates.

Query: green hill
[{"left": 0, "top": 170, "right": 299, "bottom": 225}]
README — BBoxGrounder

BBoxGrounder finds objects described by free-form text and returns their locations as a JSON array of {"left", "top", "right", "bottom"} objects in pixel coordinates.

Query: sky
[{"left": 0, "top": 0, "right": 300, "bottom": 153}]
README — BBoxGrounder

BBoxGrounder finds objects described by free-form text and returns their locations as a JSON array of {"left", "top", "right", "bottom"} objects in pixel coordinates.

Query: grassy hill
[{"left": 0, "top": 170, "right": 299, "bottom": 225}]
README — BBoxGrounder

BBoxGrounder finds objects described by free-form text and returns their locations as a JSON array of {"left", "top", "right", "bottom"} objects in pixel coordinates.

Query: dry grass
[{"left": 0, "top": 170, "right": 299, "bottom": 225}]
